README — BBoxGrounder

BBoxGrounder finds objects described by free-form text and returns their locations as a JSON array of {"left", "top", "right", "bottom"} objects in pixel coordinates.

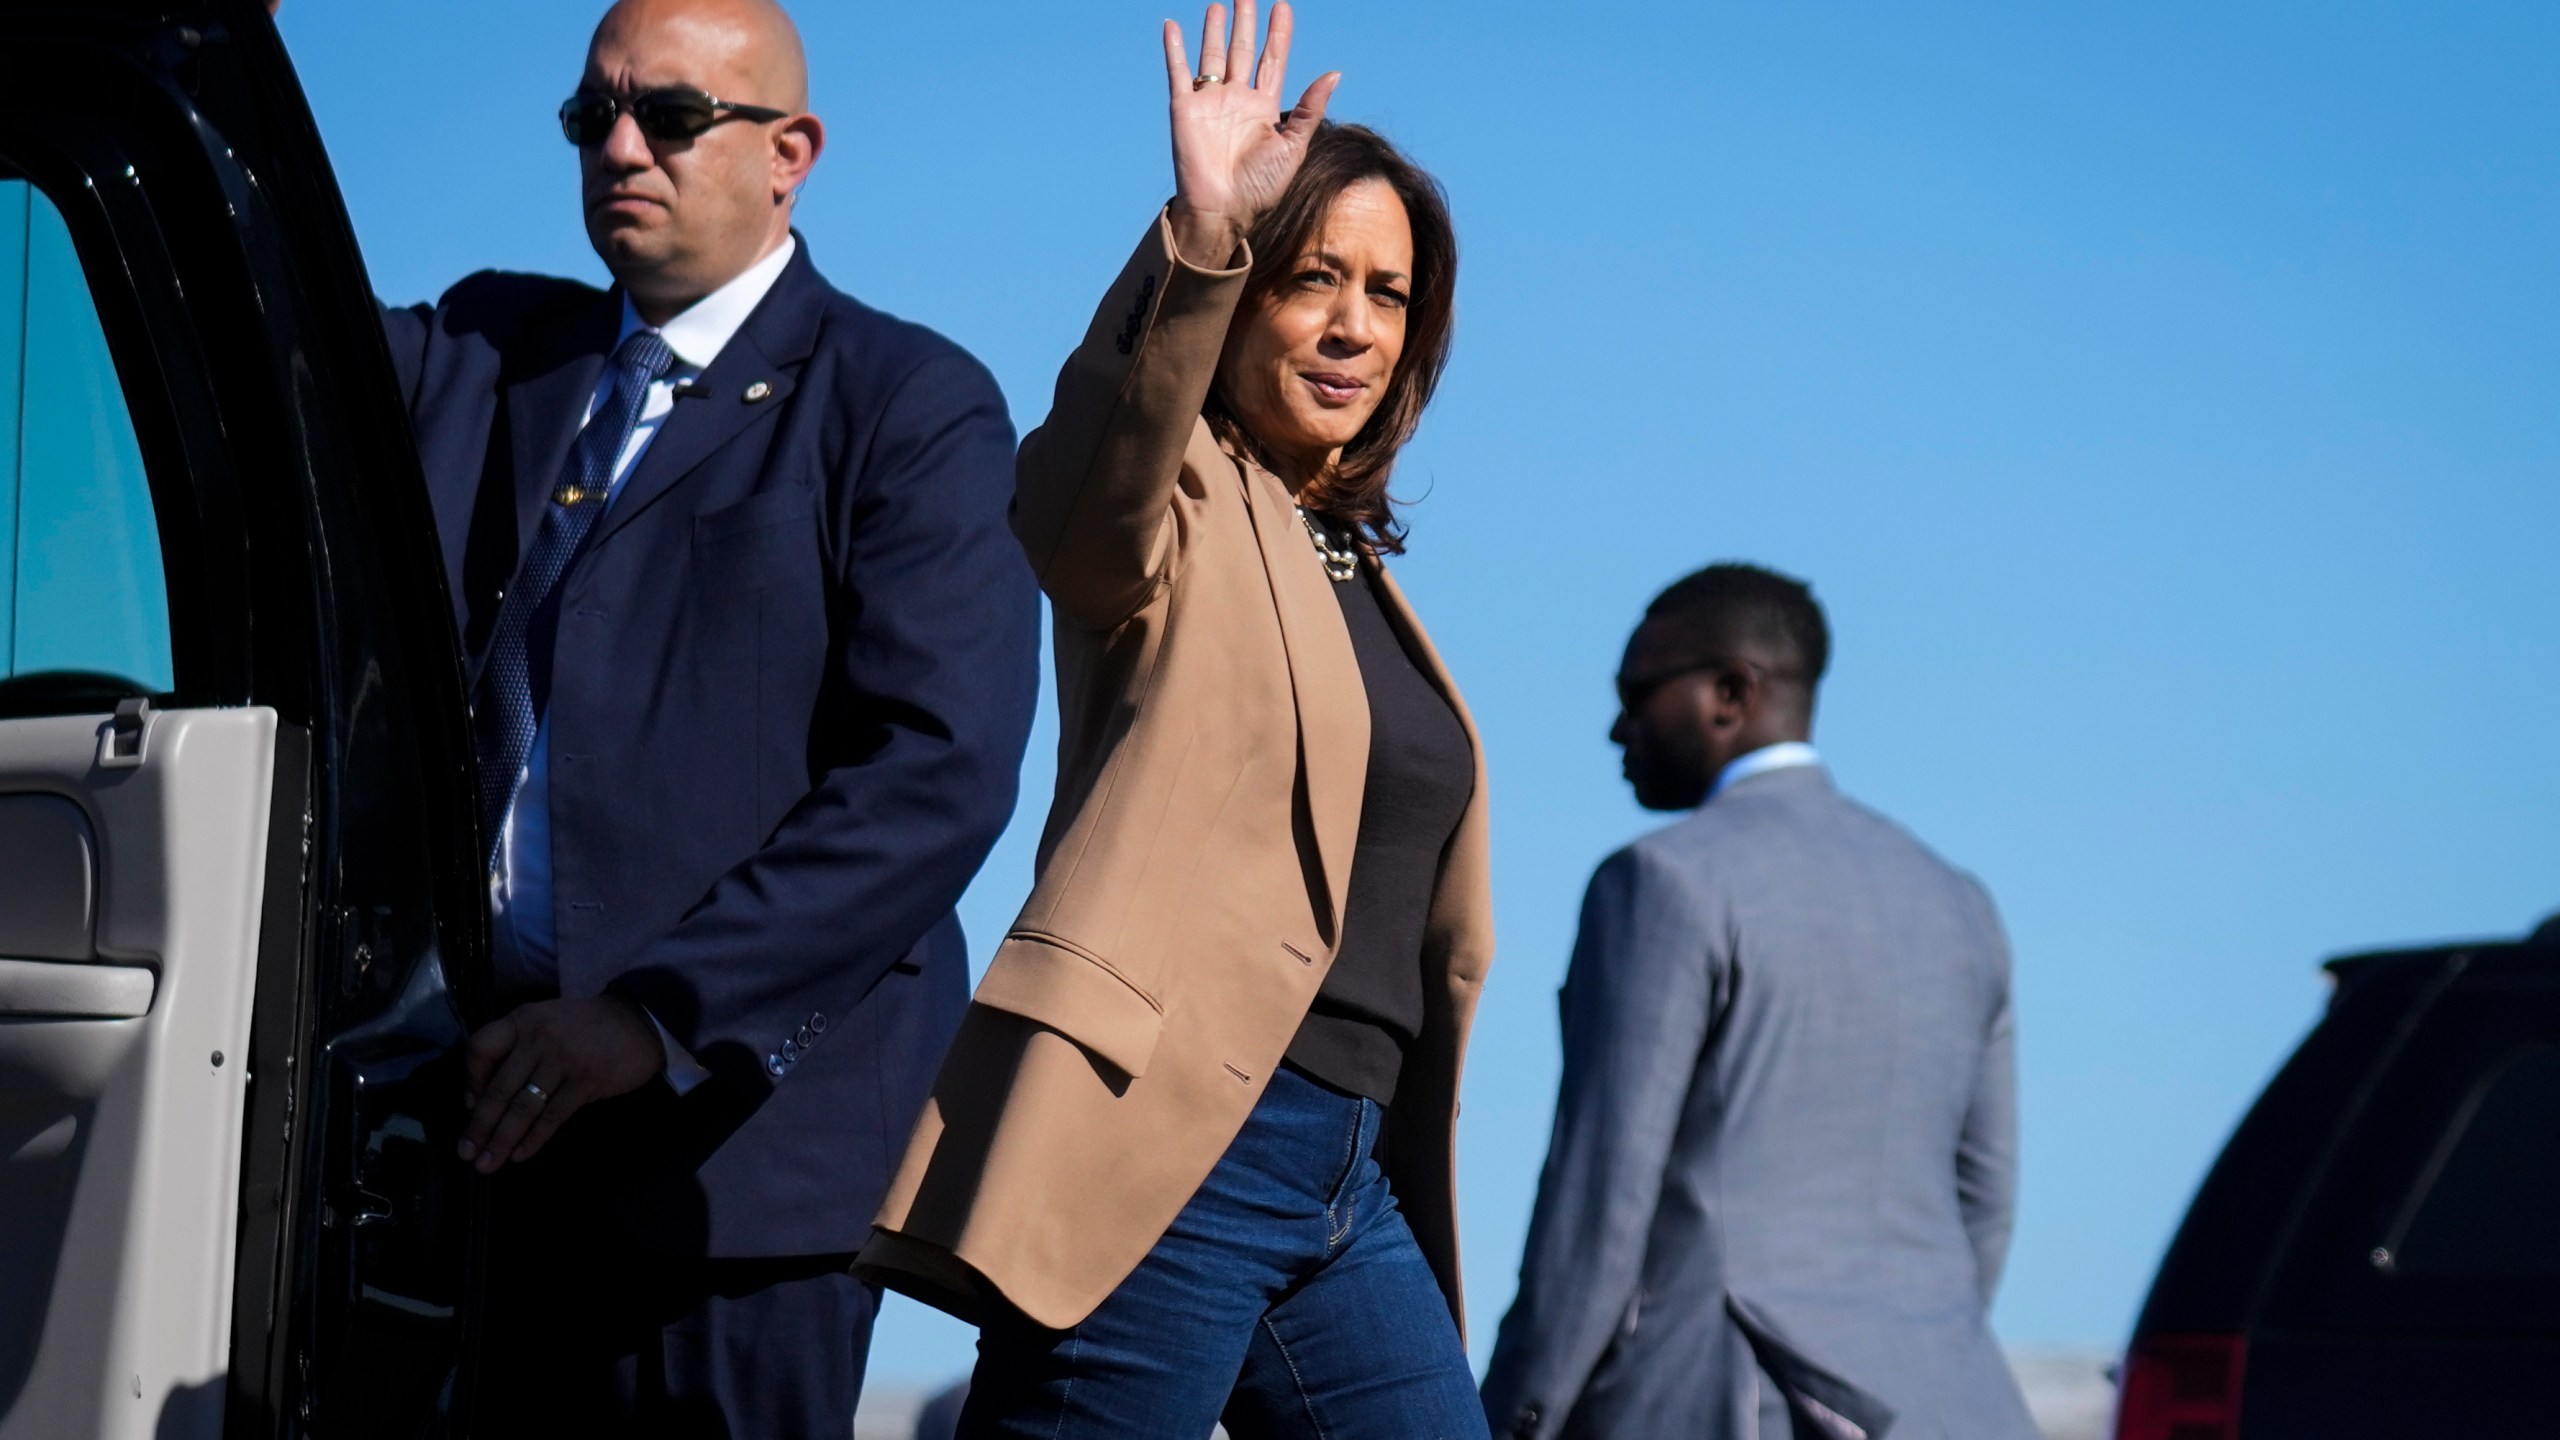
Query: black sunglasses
[{"left": 558, "top": 86, "right": 790, "bottom": 146}]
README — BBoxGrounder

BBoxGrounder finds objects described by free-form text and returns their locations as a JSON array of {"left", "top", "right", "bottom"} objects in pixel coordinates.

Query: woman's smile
[{"left": 1300, "top": 370, "right": 1368, "bottom": 405}]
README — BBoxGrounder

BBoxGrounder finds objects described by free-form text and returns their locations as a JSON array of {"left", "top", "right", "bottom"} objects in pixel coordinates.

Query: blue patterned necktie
[{"left": 475, "top": 328, "right": 676, "bottom": 862}]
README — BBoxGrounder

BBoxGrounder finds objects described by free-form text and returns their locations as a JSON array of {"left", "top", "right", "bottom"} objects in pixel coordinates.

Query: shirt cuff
[{"left": 642, "top": 1008, "right": 713, "bottom": 1096}]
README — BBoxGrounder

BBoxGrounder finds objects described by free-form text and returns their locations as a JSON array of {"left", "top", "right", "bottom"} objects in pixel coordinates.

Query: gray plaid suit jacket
[{"left": 1481, "top": 765, "right": 2039, "bottom": 1440}]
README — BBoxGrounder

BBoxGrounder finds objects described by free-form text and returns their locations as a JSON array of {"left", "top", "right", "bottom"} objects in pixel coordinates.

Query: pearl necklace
[{"left": 1295, "top": 506, "right": 1361, "bottom": 583}]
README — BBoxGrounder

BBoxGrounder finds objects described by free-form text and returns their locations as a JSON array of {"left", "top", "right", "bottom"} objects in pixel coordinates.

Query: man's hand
[{"left": 458, "top": 996, "right": 665, "bottom": 1173}]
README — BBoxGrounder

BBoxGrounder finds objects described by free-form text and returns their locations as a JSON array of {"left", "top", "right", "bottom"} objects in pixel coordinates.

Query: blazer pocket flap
[
  {"left": 973, "top": 933, "right": 1165, "bottom": 1080},
  {"left": 1724, "top": 1294, "right": 1898, "bottom": 1440}
]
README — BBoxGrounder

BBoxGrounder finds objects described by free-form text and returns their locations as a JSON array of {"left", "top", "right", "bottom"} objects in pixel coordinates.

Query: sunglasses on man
[{"left": 558, "top": 86, "right": 790, "bottom": 146}]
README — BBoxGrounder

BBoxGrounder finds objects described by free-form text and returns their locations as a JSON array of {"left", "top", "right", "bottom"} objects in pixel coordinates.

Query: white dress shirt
[
  {"left": 1708, "top": 740, "right": 1823, "bottom": 800},
  {"left": 486, "top": 236, "right": 797, "bottom": 1093}
]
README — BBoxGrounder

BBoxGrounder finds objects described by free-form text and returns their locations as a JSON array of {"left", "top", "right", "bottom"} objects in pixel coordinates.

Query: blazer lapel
[
  {"left": 1237, "top": 459, "right": 1367, "bottom": 948},
  {"left": 503, "top": 296, "right": 619, "bottom": 581},
  {"left": 589, "top": 242, "right": 826, "bottom": 549}
]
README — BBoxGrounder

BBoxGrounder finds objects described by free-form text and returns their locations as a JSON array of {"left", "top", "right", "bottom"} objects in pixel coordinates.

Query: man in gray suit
[{"left": 1480, "top": 564, "right": 2038, "bottom": 1440}]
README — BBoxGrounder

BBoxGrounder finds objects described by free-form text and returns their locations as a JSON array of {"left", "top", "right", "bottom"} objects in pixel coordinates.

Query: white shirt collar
[
  {"left": 1708, "top": 741, "right": 1822, "bottom": 801},
  {"left": 615, "top": 234, "right": 797, "bottom": 371}
]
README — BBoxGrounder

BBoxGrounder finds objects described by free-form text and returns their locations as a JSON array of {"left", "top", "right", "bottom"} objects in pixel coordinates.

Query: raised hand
[{"left": 1161, "top": 0, "right": 1339, "bottom": 265}]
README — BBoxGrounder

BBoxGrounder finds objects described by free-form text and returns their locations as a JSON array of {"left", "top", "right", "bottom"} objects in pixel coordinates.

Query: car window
[
  {"left": 0, "top": 177, "right": 173, "bottom": 691},
  {"left": 2390, "top": 1042, "right": 2560, "bottom": 1279}
]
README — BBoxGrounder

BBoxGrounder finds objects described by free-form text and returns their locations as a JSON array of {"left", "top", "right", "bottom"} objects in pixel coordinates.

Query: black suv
[{"left": 2116, "top": 917, "right": 2560, "bottom": 1439}]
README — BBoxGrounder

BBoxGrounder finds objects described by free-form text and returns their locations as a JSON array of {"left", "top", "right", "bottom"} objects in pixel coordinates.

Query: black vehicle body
[
  {"left": 0, "top": 2, "right": 490, "bottom": 1436},
  {"left": 2116, "top": 918, "right": 2560, "bottom": 1439}
]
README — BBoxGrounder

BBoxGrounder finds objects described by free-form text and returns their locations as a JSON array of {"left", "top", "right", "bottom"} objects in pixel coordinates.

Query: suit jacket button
[
  {"left": 782, "top": 1038, "right": 800, "bottom": 1061},
  {"left": 808, "top": 1013, "right": 827, "bottom": 1035},
  {"left": 795, "top": 1025, "right": 813, "bottom": 1047},
  {"left": 766, "top": 1054, "right": 786, "bottom": 1077}
]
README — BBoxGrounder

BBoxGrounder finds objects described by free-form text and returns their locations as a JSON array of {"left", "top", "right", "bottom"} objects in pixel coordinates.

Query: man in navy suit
[{"left": 377, "top": 0, "right": 1038, "bottom": 1431}]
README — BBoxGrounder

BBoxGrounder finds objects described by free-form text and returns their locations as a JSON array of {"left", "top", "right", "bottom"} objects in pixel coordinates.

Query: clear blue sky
[{"left": 280, "top": 0, "right": 2559, "bottom": 1385}]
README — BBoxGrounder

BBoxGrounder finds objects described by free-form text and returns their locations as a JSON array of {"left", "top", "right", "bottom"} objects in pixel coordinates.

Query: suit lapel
[
  {"left": 589, "top": 242, "right": 827, "bottom": 549},
  {"left": 503, "top": 296, "right": 619, "bottom": 581},
  {"left": 1237, "top": 458, "right": 1367, "bottom": 948}
]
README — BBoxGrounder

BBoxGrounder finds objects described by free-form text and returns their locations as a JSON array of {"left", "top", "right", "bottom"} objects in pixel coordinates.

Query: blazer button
[
  {"left": 782, "top": 1038, "right": 800, "bottom": 1062},
  {"left": 795, "top": 1025, "right": 813, "bottom": 1048},
  {"left": 808, "top": 1013, "right": 827, "bottom": 1035},
  {"left": 766, "top": 1054, "right": 786, "bottom": 1077}
]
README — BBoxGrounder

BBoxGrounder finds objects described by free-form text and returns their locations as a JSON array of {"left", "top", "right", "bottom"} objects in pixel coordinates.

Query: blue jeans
[{"left": 957, "top": 1064, "right": 1489, "bottom": 1440}]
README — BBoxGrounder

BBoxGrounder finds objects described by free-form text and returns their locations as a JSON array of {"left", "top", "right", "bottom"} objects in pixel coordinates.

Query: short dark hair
[
  {"left": 1642, "top": 563, "right": 1830, "bottom": 686},
  {"left": 1205, "top": 121, "right": 1458, "bottom": 556}
]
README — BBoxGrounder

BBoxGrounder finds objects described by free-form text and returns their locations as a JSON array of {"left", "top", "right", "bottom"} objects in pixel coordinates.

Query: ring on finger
[
  {"left": 522, "top": 1080, "right": 550, "bottom": 1103},
  {"left": 1193, "top": 71, "right": 1225, "bottom": 89}
]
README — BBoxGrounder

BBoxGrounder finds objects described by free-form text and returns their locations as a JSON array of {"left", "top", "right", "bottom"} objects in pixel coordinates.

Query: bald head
[
  {"left": 592, "top": 0, "right": 807, "bottom": 111},
  {"left": 578, "top": 0, "right": 823, "bottom": 321}
]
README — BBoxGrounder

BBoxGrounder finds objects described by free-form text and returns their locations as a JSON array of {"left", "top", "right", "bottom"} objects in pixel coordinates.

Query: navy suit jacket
[{"left": 380, "top": 239, "right": 1039, "bottom": 1257}]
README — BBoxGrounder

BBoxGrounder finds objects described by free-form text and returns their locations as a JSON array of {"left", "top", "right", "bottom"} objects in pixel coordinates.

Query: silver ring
[
  {"left": 522, "top": 1082, "right": 548, "bottom": 1102},
  {"left": 1193, "top": 71, "right": 1225, "bottom": 90}
]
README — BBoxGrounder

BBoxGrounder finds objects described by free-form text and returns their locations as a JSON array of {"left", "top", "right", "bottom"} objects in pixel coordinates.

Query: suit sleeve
[
  {"left": 1956, "top": 883, "right": 2021, "bottom": 1304},
  {"left": 605, "top": 347, "right": 1041, "bottom": 1096},
  {"left": 1481, "top": 846, "right": 1724, "bottom": 1440},
  {"left": 1010, "top": 211, "right": 1251, "bottom": 631}
]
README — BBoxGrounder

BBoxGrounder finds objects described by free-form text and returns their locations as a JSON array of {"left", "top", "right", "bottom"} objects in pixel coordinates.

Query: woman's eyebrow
[{"left": 1306, "top": 249, "right": 1409, "bottom": 284}]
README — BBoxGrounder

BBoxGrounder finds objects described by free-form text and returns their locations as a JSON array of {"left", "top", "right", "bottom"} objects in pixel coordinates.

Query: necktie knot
[
  {"left": 613, "top": 328, "right": 676, "bottom": 387},
  {"left": 550, "top": 330, "right": 676, "bottom": 509}
]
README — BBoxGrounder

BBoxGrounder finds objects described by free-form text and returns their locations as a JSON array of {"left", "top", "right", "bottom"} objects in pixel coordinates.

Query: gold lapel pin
[{"left": 743, "top": 381, "right": 772, "bottom": 403}]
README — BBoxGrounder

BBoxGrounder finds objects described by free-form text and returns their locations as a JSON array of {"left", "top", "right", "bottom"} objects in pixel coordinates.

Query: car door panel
[{"left": 0, "top": 707, "right": 273, "bottom": 1440}]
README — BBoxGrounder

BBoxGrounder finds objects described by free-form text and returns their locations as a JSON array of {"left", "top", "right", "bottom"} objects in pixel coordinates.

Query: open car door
[{"left": 0, "top": 4, "right": 487, "bottom": 1436}]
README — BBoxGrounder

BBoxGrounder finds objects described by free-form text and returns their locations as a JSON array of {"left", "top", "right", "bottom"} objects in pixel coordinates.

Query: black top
[{"left": 1284, "top": 565, "right": 1475, "bottom": 1104}]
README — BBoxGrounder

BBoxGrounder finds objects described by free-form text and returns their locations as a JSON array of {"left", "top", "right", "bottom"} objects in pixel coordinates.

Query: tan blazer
[{"left": 857, "top": 214, "right": 1495, "bottom": 1332}]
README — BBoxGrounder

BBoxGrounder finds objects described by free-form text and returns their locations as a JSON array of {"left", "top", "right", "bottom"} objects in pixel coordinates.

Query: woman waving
[{"left": 862, "top": 4, "right": 1490, "bottom": 1434}]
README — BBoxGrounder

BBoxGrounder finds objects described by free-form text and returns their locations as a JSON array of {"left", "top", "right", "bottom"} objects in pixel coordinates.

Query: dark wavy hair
[{"left": 1205, "top": 122, "right": 1457, "bottom": 555}]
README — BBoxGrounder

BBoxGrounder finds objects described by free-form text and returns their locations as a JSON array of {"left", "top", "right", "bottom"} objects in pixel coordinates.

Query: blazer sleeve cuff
[{"left": 1155, "top": 205, "right": 1255, "bottom": 280}]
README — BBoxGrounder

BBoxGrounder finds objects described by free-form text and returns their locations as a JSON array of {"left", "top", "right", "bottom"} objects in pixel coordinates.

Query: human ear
[
  {"left": 773, "top": 114, "right": 825, "bottom": 200},
  {"left": 1709, "top": 668, "right": 1756, "bottom": 728}
]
